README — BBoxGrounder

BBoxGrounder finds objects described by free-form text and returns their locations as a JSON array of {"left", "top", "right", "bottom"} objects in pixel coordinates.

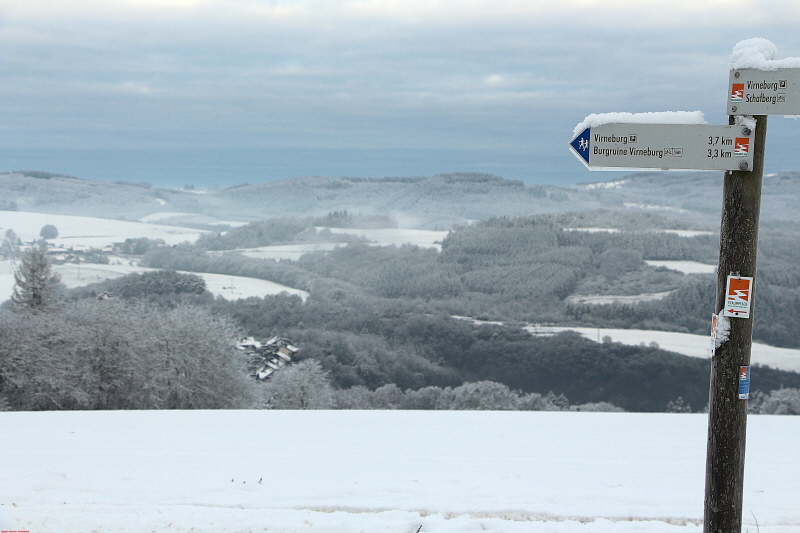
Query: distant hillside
[
  {"left": 574, "top": 171, "right": 800, "bottom": 225},
  {"left": 3, "top": 169, "right": 800, "bottom": 229}
]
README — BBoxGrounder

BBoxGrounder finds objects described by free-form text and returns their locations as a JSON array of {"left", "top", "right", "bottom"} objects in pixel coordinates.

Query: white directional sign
[
  {"left": 569, "top": 123, "right": 755, "bottom": 172},
  {"left": 727, "top": 68, "right": 800, "bottom": 115}
]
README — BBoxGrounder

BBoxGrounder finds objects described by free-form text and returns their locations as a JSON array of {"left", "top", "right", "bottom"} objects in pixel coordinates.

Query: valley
[{"left": 3, "top": 171, "right": 800, "bottom": 414}]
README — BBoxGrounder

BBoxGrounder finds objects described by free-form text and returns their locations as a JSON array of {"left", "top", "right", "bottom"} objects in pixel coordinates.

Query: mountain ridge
[{"left": 3, "top": 170, "right": 800, "bottom": 229}]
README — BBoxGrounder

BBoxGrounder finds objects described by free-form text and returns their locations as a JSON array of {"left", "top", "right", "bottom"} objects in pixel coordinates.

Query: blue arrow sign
[
  {"left": 568, "top": 122, "right": 755, "bottom": 171},
  {"left": 570, "top": 127, "right": 591, "bottom": 165}
]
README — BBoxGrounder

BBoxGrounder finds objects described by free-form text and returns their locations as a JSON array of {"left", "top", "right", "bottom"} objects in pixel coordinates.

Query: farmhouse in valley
[{"left": 237, "top": 336, "right": 299, "bottom": 380}]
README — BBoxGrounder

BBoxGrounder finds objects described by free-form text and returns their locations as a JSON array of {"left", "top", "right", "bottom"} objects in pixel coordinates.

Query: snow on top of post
[
  {"left": 573, "top": 111, "right": 706, "bottom": 135},
  {"left": 730, "top": 38, "right": 800, "bottom": 70},
  {"left": 734, "top": 114, "right": 757, "bottom": 131}
]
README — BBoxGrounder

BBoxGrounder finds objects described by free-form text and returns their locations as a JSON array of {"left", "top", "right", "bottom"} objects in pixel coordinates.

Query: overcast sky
[{"left": 3, "top": 0, "right": 800, "bottom": 187}]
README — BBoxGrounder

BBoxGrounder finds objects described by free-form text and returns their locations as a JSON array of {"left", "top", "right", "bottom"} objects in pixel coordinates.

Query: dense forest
[{"left": 141, "top": 214, "right": 800, "bottom": 348}]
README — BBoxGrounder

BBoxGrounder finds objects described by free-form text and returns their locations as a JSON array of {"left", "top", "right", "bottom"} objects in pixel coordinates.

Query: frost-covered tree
[
  {"left": 1, "top": 229, "right": 20, "bottom": 259},
  {"left": 0, "top": 299, "right": 257, "bottom": 410},
  {"left": 449, "top": 381, "right": 521, "bottom": 410},
  {"left": 749, "top": 388, "right": 800, "bottom": 415},
  {"left": 11, "top": 246, "right": 61, "bottom": 310},
  {"left": 598, "top": 247, "right": 644, "bottom": 280},
  {"left": 261, "top": 359, "right": 334, "bottom": 409}
]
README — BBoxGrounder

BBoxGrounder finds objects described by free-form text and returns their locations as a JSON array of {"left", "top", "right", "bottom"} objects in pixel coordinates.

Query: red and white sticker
[
  {"left": 730, "top": 83, "right": 744, "bottom": 103},
  {"left": 724, "top": 275, "right": 754, "bottom": 318},
  {"left": 734, "top": 137, "right": 750, "bottom": 156}
]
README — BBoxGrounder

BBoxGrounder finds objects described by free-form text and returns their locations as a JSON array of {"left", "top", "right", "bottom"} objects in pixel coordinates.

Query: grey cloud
[{"left": 2, "top": 1, "right": 800, "bottom": 184}]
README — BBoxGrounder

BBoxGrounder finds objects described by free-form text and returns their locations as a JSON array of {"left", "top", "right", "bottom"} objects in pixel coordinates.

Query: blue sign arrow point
[{"left": 570, "top": 127, "right": 591, "bottom": 165}]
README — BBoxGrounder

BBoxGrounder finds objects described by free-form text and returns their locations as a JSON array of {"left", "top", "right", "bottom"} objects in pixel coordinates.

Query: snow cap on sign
[
  {"left": 573, "top": 111, "right": 706, "bottom": 136},
  {"left": 730, "top": 38, "right": 800, "bottom": 70}
]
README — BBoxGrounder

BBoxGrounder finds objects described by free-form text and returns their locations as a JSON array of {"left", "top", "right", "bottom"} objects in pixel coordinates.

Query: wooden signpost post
[
  {"left": 706, "top": 54, "right": 799, "bottom": 533},
  {"left": 704, "top": 112, "right": 766, "bottom": 533},
  {"left": 569, "top": 40, "right": 800, "bottom": 533}
]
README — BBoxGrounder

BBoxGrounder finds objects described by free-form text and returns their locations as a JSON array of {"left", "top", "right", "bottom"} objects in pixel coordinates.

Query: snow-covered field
[
  {"left": 452, "top": 317, "right": 800, "bottom": 373},
  {"left": 219, "top": 243, "right": 341, "bottom": 261},
  {"left": 566, "top": 291, "right": 673, "bottom": 305},
  {"left": 561, "top": 228, "right": 713, "bottom": 238},
  {"left": 528, "top": 326, "right": 800, "bottom": 373},
  {"left": 319, "top": 227, "right": 449, "bottom": 250},
  {"left": 661, "top": 230, "right": 714, "bottom": 238},
  {"left": 0, "top": 211, "right": 309, "bottom": 302},
  {"left": 2, "top": 409, "right": 798, "bottom": 533},
  {"left": 645, "top": 260, "right": 716, "bottom": 274},
  {"left": 562, "top": 227, "right": 620, "bottom": 233},
  {"left": 0, "top": 260, "right": 309, "bottom": 302},
  {"left": 52, "top": 262, "right": 309, "bottom": 301},
  {"left": 138, "top": 211, "right": 248, "bottom": 227},
  {"left": 212, "top": 227, "right": 449, "bottom": 262},
  {"left": 1, "top": 211, "right": 209, "bottom": 248}
]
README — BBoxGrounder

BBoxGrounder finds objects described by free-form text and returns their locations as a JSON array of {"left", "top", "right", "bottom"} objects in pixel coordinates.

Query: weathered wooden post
[{"left": 703, "top": 113, "right": 766, "bottom": 533}]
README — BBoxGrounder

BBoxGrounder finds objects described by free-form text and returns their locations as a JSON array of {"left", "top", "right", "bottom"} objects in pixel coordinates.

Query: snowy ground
[
  {"left": 1, "top": 211, "right": 209, "bottom": 248},
  {"left": 138, "top": 211, "right": 249, "bottom": 227},
  {"left": 1, "top": 410, "right": 797, "bottom": 533},
  {"left": 527, "top": 326, "right": 800, "bottom": 373}
]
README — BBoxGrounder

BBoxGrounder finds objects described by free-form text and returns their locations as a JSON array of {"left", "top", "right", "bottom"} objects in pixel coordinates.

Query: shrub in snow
[
  {"left": 570, "top": 402, "right": 625, "bottom": 413},
  {"left": 39, "top": 224, "right": 59, "bottom": 239}
]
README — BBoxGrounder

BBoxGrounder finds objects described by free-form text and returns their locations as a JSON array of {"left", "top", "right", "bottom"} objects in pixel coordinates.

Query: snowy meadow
[{"left": 1, "top": 410, "right": 799, "bottom": 533}]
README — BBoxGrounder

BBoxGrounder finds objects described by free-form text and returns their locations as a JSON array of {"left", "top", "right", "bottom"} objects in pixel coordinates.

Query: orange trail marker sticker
[{"left": 723, "top": 275, "right": 754, "bottom": 318}]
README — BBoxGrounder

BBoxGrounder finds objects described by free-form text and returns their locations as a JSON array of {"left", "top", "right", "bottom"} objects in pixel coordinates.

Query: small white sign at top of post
[
  {"left": 727, "top": 38, "right": 800, "bottom": 116},
  {"left": 728, "top": 69, "right": 800, "bottom": 116}
]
